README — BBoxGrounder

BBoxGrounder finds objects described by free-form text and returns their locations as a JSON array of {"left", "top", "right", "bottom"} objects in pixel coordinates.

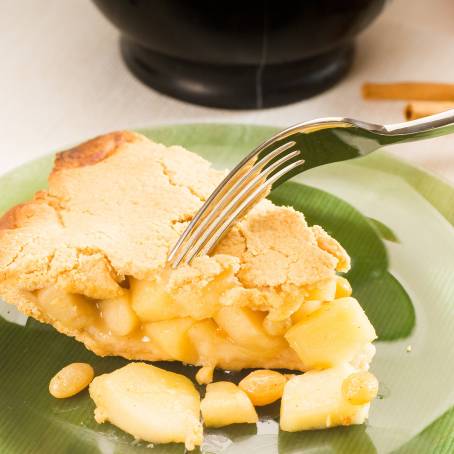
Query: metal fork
[{"left": 168, "top": 110, "right": 454, "bottom": 268}]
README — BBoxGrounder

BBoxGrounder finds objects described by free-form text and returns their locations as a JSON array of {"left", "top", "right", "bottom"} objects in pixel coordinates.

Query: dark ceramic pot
[{"left": 92, "top": 0, "right": 385, "bottom": 109}]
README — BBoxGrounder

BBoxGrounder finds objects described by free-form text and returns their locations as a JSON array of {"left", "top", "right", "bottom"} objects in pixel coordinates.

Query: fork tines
[{"left": 168, "top": 140, "right": 304, "bottom": 267}]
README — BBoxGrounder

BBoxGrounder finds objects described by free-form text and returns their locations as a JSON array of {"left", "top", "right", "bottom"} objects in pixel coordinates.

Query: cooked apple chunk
[
  {"left": 280, "top": 364, "right": 375, "bottom": 431},
  {"left": 214, "top": 306, "right": 287, "bottom": 352},
  {"left": 130, "top": 277, "right": 178, "bottom": 322},
  {"left": 36, "top": 286, "right": 97, "bottom": 330},
  {"left": 89, "top": 362, "right": 203, "bottom": 450},
  {"left": 143, "top": 317, "right": 198, "bottom": 363},
  {"left": 98, "top": 293, "right": 139, "bottom": 336},
  {"left": 305, "top": 277, "right": 337, "bottom": 302},
  {"left": 201, "top": 381, "right": 258, "bottom": 427},
  {"left": 188, "top": 319, "right": 303, "bottom": 371},
  {"left": 285, "top": 297, "right": 376, "bottom": 369},
  {"left": 188, "top": 319, "right": 261, "bottom": 369}
]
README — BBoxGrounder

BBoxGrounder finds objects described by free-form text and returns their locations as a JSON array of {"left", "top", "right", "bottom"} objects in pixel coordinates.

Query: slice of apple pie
[{"left": 0, "top": 131, "right": 376, "bottom": 374}]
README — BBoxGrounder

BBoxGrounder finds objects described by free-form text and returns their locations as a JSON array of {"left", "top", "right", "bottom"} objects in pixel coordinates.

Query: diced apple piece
[
  {"left": 188, "top": 319, "right": 303, "bottom": 371},
  {"left": 335, "top": 276, "right": 352, "bottom": 298},
  {"left": 188, "top": 319, "right": 254, "bottom": 368},
  {"left": 280, "top": 364, "right": 371, "bottom": 431},
  {"left": 285, "top": 297, "right": 376, "bottom": 369},
  {"left": 305, "top": 278, "right": 337, "bottom": 302},
  {"left": 143, "top": 318, "right": 198, "bottom": 363},
  {"left": 214, "top": 306, "right": 287, "bottom": 352},
  {"left": 130, "top": 272, "right": 233, "bottom": 323},
  {"left": 36, "top": 286, "right": 97, "bottom": 330},
  {"left": 130, "top": 277, "right": 178, "bottom": 322},
  {"left": 89, "top": 362, "right": 203, "bottom": 450},
  {"left": 201, "top": 381, "right": 258, "bottom": 427},
  {"left": 262, "top": 317, "right": 291, "bottom": 336},
  {"left": 172, "top": 270, "right": 237, "bottom": 321},
  {"left": 291, "top": 300, "right": 322, "bottom": 323},
  {"left": 98, "top": 293, "right": 139, "bottom": 336}
]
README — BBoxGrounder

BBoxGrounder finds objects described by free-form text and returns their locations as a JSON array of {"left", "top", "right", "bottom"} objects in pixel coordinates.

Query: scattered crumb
[
  {"left": 195, "top": 366, "right": 214, "bottom": 385},
  {"left": 406, "top": 345, "right": 412, "bottom": 353}
]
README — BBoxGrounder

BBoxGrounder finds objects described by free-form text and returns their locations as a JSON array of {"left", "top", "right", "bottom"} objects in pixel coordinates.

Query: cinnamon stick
[
  {"left": 362, "top": 82, "right": 454, "bottom": 101},
  {"left": 405, "top": 101, "right": 454, "bottom": 120}
]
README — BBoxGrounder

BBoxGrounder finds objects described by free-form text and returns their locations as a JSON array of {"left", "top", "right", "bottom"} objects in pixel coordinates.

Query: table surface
[{"left": 2, "top": 0, "right": 454, "bottom": 184}]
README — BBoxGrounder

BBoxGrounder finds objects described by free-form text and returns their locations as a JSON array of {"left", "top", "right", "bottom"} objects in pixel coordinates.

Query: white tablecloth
[{"left": 1, "top": 0, "right": 454, "bottom": 184}]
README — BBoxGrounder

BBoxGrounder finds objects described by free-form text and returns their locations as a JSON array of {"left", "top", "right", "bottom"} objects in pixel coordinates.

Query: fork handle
[{"left": 382, "top": 108, "right": 454, "bottom": 141}]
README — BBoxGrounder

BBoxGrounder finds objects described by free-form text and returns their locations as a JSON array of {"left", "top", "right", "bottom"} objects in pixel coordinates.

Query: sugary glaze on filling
[{"left": 0, "top": 131, "right": 359, "bottom": 371}]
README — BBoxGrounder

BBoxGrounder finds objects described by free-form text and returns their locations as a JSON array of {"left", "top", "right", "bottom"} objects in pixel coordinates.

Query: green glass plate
[{"left": 1, "top": 124, "right": 453, "bottom": 454}]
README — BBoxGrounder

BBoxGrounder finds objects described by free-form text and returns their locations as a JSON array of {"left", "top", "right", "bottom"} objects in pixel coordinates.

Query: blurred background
[{"left": 1, "top": 0, "right": 454, "bottom": 182}]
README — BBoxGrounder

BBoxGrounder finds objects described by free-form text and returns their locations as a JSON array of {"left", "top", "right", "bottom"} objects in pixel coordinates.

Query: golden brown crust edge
[
  {"left": 53, "top": 130, "right": 138, "bottom": 171},
  {"left": 0, "top": 204, "right": 25, "bottom": 230},
  {"left": 0, "top": 131, "right": 139, "bottom": 232}
]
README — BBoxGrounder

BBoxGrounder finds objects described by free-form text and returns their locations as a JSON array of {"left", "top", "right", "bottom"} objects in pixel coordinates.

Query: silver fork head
[{"left": 168, "top": 109, "right": 454, "bottom": 267}]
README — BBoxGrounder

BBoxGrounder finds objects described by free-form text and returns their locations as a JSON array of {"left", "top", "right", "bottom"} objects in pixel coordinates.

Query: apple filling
[{"left": 35, "top": 268, "right": 376, "bottom": 372}]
